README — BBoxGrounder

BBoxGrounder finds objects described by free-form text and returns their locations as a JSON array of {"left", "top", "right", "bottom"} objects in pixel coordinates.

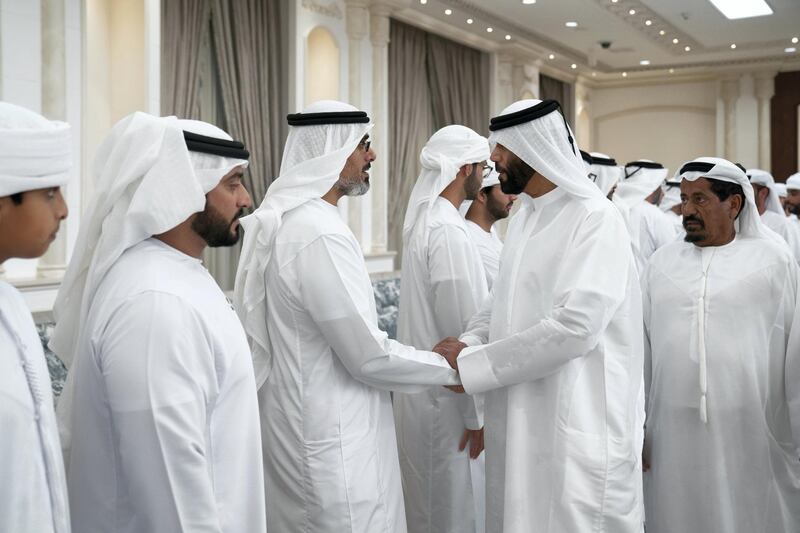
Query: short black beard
[
  {"left": 499, "top": 155, "right": 535, "bottom": 195},
  {"left": 788, "top": 203, "right": 800, "bottom": 216},
  {"left": 192, "top": 204, "right": 243, "bottom": 247}
]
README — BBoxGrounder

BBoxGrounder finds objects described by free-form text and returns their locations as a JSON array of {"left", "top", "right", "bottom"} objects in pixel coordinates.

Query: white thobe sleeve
[
  {"left": 97, "top": 292, "right": 224, "bottom": 533},
  {"left": 428, "top": 224, "right": 485, "bottom": 429},
  {"left": 457, "top": 208, "right": 630, "bottom": 394},
  {"left": 297, "top": 234, "right": 460, "bottom": 392},
  {"left": 785, "top": 262, "right": 800, "bottom": 451},
  {"left": 460, "top": 292, "right": 493, "bottom": 347}
]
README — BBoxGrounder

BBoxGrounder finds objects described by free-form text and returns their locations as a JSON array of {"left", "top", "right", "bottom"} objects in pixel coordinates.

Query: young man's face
[
  {"left": 0, "top": 187, "right": 68, "bottom": 261},
  {"left": 191, "top": 166, "right": 252, "bottom": 247}
]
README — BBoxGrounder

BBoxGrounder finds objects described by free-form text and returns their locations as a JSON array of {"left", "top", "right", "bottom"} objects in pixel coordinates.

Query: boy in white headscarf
[
  {"left": 52, "top": 112, "right": 266, "bottom": 533},
  {"left": 394, "top": 125, "right": 490, "bottom": 533},
  {"left": 234, "top": 101, "right": 459, "bottom": 533},
  {"left": 0, "top": 102, "right": 71, "bottom": 533},
  {"left": 748, "top": 168, "right": 800, "bottom": 262},
  {"left": 437, "top": 99, "right": 645, "bottom": 533},
  {"left": 642, "top": 157, "right": 800, "bottom": 533}
]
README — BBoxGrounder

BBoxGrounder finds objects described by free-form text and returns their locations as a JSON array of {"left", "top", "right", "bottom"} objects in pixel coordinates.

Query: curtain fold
[
  {"left": 539, "top": 73, "right": 574, "bottom": 130},
  {"left": 388, "top": 19, "right": 490, "bottom": 256},
  {"left": 160, "top": 0, "right": 210, "bottom": 118}
]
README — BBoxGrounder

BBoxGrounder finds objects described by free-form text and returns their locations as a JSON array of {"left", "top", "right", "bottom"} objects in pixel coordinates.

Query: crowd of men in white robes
[{"left": 1, "top": 95, "right": 799, "bottom": 533}]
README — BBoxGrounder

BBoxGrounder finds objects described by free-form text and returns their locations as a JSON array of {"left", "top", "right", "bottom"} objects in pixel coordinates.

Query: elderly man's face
[
  {"left": 680, "top": 177, "right": 742, "bottom": 247},
  {"left": 337, "top": 135, "right": 376, "bottom": 196},
  {"left": 491, "top": 143, "right": 534, "bottom": 195},
  {"left": 192, "top": 165, "right": 252, "bottom": 247}
]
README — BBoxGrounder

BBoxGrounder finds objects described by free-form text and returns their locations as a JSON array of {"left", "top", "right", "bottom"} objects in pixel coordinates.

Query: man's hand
[
  {"left": 432, "top": 337, "right": 467, "bottom": 370},
  {"left": 459, "top": 428, "right": 484, "bottom": 459}
]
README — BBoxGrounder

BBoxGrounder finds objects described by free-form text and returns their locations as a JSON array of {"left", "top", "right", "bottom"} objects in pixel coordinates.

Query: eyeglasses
[
  {"left": 358, "top": 139, "right": 371, "bottom": 152},
  {"left": 482, "top": 164, "right": 492, "bottom": 179}
]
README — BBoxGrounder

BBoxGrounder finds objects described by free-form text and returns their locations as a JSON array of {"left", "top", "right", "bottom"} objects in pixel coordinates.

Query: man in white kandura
[
  {"left": 642, "top": 156, "right": 800, "bottom": 533},
  {"left": 612, "top": 160, "right": 677, "bottom": 274},
  {"left": 234, "top": 100, "right": 460, "bottom": 533},
  {"left": 0, "top": 102, "right": 71, "bottom": 533},
  {"left": 589, "top": 151, "right": 623, "bottom": 199},
  {"left": 748, "top": 168, "right": 800, "bottom": 262},
  {"left": 438, "top": 99, "right": 645, "bottom": 533},
  {"left": 394, "top": 125, "right": 490, "bottom": 533},
  {"left": 464, "top": 164, "right": 516, "bottom": 289},
  {"left": 785, "top": 172, "right": 800, "bottom": 219},
  {"left": 51, "top": 112, "right": 266, "bottom": 533}
]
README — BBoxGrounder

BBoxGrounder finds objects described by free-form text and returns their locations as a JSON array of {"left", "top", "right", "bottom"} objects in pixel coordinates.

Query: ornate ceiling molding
[
  {"left": 593, "top": 0, "right": 701, "bottom": 53},
  {"left": 302, "top": 0, "right": 344, "bottom": 19}
]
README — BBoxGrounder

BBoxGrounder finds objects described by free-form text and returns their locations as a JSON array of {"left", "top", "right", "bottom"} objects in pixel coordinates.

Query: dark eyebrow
[{"left": 360, "top": 135, "right": 370, "bottom": 143}]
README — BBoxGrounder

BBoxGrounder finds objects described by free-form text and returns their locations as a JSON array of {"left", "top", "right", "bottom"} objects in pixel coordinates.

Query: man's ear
[
  {"left": 458, "top": 163, "right": 473, "bottom": 178},
  {"left": 729, "top": 193, "right": 744, "bottom": 220}
]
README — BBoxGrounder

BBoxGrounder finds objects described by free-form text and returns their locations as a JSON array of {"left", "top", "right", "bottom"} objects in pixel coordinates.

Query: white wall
[{"left": 591, "top": 79, "right": 718, "bottom": 174}]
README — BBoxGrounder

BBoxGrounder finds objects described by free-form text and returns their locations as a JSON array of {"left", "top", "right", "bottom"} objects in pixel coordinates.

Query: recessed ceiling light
[
  {"left": 669, "top": 68, "right": 675, "bottom": 73},
  {"left": 622, "top": 72, "right": 628, "bottom": 77},
  {"left": 467, "top": 18, "right": 473, "bottom": 24},
  {"left": 548, "top": 53, "right": 555, "bottom": 59},
  {"left": 611, "top": 0, "right": 618, "bottom": 3},
  {"left": 659, "top": 30, "right": 666, "bottom": 35},
  {"left": 786, "top": 47, "right": 797, "bottom": 53},
  {"left": 708, "top": 0, "right": 772, "bottom": 20},
  {"left": 444, "top": 8, "right": 452, "bottom": 15},
  {"left": 673, "top": 38, "right": 679, "bottom": 44},
  {"left": 684, "top": 45, "right": 691, "bottom": 51},
  {"left": 793, "top": 37, "right": 799, "bottom": 44},
  {"left": 486, "top": 27, "right": 493, "bottom": 33},
  {"left": 420, "top": 0, "right": 427, "bottom": 4},
  {"left": 645, "top": 20, "right": 652, "bottom": 26},
  {"left": 730, "top": 43, "right": 737, "bottom": 49},
  {"left": 628, "top": 9, "right": 636, "bottom": 15},
  {"left": 592, "top": 71, "right": 597, "bottom": 76},
  {"left": 522, "top": 0, "right": 536, "bottom": 4},
  {"left": 566, "top": 21, "right": 578, "bottom": 27},
  {"left": 571, "top": 63, "right": 577, "bottom": 69},
  {"left": 640, "top": 59, "right": 650, "bottom": 65},
  {"left": 505, "top": 34, "right": 512, "bottom": 40}
]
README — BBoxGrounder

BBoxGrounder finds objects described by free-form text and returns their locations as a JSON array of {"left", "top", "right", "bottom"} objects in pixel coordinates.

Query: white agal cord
[{"left": 698, "top": 248, "right": 716, "bottom": 424}]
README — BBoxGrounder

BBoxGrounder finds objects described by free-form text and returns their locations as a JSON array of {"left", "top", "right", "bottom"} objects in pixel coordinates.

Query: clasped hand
[{"left": 432, "top": 337, "right": 467, "bottom": 393}]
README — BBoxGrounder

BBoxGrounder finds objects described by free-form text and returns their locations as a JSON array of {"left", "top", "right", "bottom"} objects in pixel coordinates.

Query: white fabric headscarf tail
[
  {"left": 660, "top": 171, "right": 682, "bottom": 212},
  {"left": 747, "top": 168, "right": 784, "bottom": 216},
  {"left": 403, "top": 125, "right": 489, "bottom": 241},
  {"left": 589, "top": 152, "right": 623, "bottom": 196},
  {"left": 234, "top": 100, "right": 373, "bottom": 388},
  {"left": 50, "top": 112, "right": 248, "bottom": 368},
  {"left": 489, "top": 99, "right": 600, "bottom": 201},
  {"left": 775, "top": 182, "right": 788, "bottom": 199},
  {"left": 612, "top": 160, "right": 669, "bottom": 223},
  {"left": 0, "top": 102, "right": 71, "bottom": 195}
]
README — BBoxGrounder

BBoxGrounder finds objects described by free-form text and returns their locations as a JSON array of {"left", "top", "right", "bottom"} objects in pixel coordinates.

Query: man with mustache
[
  {"left": 786, "top": 172, "right": 800, "bottom": 219},
  {"left": 394, "top": 125, "right": 490, "bottom": 533},
  {"left": 464, "top": 163, "right": 516, "bottom": 290},
  {"left": 641, "top": 157, "right": 800, "bottom": 533},
  {"left": 51, "top": 113, "right": 266, "bottom": 533},
  {"left": 234, "top": 101, "right": 460, "bottom": 533},
  {"left": 436, "top": 99, "right": 645, "bottom": 532},
  {"left": 0, "top": 102, "right": 71, "bottom": 533}
]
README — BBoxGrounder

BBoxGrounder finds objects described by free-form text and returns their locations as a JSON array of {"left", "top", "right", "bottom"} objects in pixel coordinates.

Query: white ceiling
[{"left": 406, "top": 0, "right": 800, "bottom": 75}]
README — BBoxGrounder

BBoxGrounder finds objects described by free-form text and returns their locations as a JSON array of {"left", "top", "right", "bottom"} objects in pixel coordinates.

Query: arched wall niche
[{"left": 305, "top": 25, "right": 340, "bottom": 107}]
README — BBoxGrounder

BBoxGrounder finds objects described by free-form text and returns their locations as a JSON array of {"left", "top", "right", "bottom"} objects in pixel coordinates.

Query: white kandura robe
[
  {"left": 0, "top": 281, "right": 70, "bottom": 533},
  {"left": 457, "top": 189, "right": 645, "bottom": 533},
  {"left": 762, "top": 210, "right": 800, "bottom": 263},
  {"left": 64, "top": 239, "right": 266, "bottom": 533},
  {"left": 465, "top": 219, "right": 504, "bottom": 290},
  {"left": 261, "top": 198, "right": 459, "bottom": 533},
  {"left": 642, "top": 237, "right": 800, "bottom": 533},
  {"left": 625, "top": 201, "right": 677, "bottom": 275},
  {"left": 394, "top": 197, "right": 489, "bottom": 533}
]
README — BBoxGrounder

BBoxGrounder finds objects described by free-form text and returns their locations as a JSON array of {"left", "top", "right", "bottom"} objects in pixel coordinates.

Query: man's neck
[
  {"left": 465, "top": 204, "right": 495, "bottom": 232},
  {"left": 322, "top": 187, "right": 344, "bottom": 206},
  {"left": 154, "top": 219, "right": 207, "bottom": 259},
  {"left": 439, "top": 184, "right": 466, "bottom": 211},
  {"left": 524, "top": 173, "right": 557, "bottom": 198}
]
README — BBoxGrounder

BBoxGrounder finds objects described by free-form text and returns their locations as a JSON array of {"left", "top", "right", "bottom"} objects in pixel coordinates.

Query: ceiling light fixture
[
  {"left": 786, "top": 47, "right": 797, "bottom": 53},
  {"left": 708, "top": 0, "right": 773, "bottom": 20},
  {"left": 548, "top": 53, "right": 555, "bottom": 59},
  {"left": 645, "top": 20, "right": 652, "bottom": 26},
  {"left": 622, "top": 72, "right": 628, "bottom": 77},
  {"left": 640, "top": 59, "right": 650, "bottom": 65},
  {"left": 684, "top": 45, "right": 691, "bottom": 51},
  {"left": 592, "top": 71, "right": 597, "bottom": 76},
  {"left": 669, "top": 68, "right": 675, "bottom": 73},
  {"left": 571, "top": 63, "right": 577, "bottom": 69},
  {"left": 628, "top": 9, "right": 636, "bottom": 15},
  {"left": 793, "top": 37, "right": 799, "bottom": 44},
  {"left": 486, "top": 27, "right": 493, "bottom": 32},
  {"left": 659, "top": 30, "right": 666, "bottom": 35},
  {"left": 522, "top": 0, "right": 536, "bottom": 4},
  {"left": 420, "top": 0, "right": 427, "bottom": 4},
  {"left": 730, "top": 43, "right": 737, "bottom": 49},
  {"left": 444, "top": 8, "right": 452, "bottom": 15},
  {"left": 673, "top": 38, "right": 679, "bottom": 44},
  {"left": 467, "top": 18, "right": 473, "bottom": 24},
  {"left": 505, "top": 34, "right": 512, "bottom": 40},
  {"left": 566, "top": 21, "right": 578, "bottom": 27}
]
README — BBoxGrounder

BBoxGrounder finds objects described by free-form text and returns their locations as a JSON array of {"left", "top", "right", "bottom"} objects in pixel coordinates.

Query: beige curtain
[
  {"left": 388, "top": 20, "right": 490, "bottom": 255},
  {"left": 160, "top": 0, "right": 210, "bottom": 118},
  {"left": 540, "top": 73, "right": 575, "bottom": 129}
]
